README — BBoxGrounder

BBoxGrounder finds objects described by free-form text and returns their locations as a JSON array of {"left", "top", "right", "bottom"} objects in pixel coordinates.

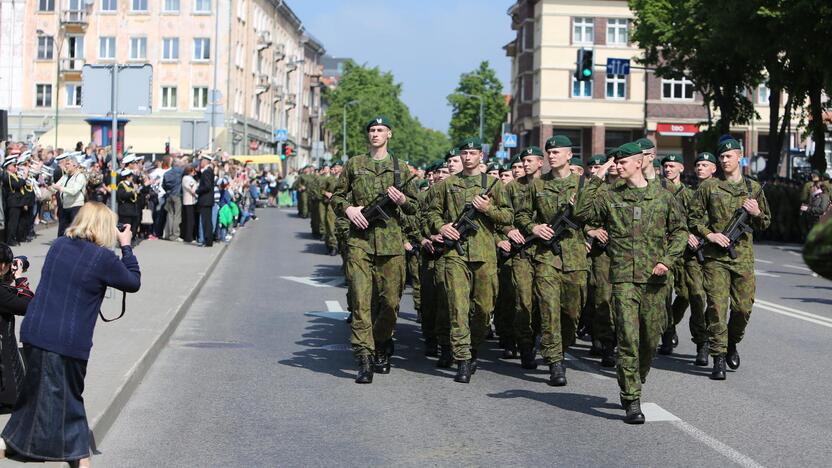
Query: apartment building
[
  {"left": 505, "top": 0, "right": 784, "bottom": 168},
  {"left": 2, "top": 0, "right": 323, "bottom": 166}
]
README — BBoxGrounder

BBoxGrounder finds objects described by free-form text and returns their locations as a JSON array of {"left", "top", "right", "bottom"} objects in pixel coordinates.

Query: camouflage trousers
[
  {"left": 298, "top": 191, "right": 308, "bottom": 218},
  {"left": 347, "top": 247, "right": 405, "bottom": 357},
  {"left": 419, "top": 253, "right": 438, "bottom": 343},
  {"left": 511, "top": 256, "right": 538, "bottom": 347},
  {"left": 669, "top": 257, "right": 708, "bottom": 344},
  {"left": 323, "top": 204, "right": 337, "bottom": 249},
  {"left": 432, "top": 255, "right": 450, "bottom": 346},
  {"left": 443, "top": 256, "right": 497, "bottom": 361},
  {"left": 590, "top": 252, "right": 614, "bottom": 345},
  {"left": 612, "top": 281, "right": 668, "bottom": 402},
  {"left": 406, "top": 251, "right": 421, "bottom": 314},
  {"left": 534, "top": 262, "right": 587, "bottom": 364},
  {"left": 493, "top": 261, "right": 515, "bottom": 341},
  {"left": 703, "top": 259, "right": 755, "bottom": 355},
  {"left": 315, "top": 200, "right": 326, "bottom": 237}
]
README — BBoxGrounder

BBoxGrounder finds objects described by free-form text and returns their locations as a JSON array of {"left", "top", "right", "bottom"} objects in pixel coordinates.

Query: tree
[
  {"left": 322, "top": 61, "right": 450, "bottom": 166},
  {"left": 447, "top": 61, "right": 509, "bottom": 148}
]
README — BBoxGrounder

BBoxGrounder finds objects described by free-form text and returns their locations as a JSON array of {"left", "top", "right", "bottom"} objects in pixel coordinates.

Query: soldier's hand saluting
[
  {"left": 593, "top": 158, "right": 616, "bottom": 179},
  {"left": 346, "top": 206, "right": 370, "bottom": 230}
]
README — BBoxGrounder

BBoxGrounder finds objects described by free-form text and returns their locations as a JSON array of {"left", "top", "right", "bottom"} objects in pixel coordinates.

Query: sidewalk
[{"left": 0, "top": 225, "right": 229, "bottom": 467}]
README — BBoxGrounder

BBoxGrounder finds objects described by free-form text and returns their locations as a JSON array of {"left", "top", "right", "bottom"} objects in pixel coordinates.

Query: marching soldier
[
  {"left": 321, "top": 163, "right": 339, "bottom": 256},
  {"left": 515, "top": 136, "right": 589, "bottom": 386},
  {"left": 293, "top": 166, "right": 309, "bottom": 219},
  {"left": 688, "top": 138, "right": 771, "bottom": 380},
  {"left": 427, "top": 137, "right": 512, "bottom": 383},
  {"left": 574, "top": 142, "right": 687, "bottom": 423},
  {"left": 331, "top": 116, "right": 418, "bottom": 384},
  {"left": 308, "top": 167, "right": 323, "bottom": 238},
  {"left": 493, "top": 156, "right": 524, "bottom": 358}
]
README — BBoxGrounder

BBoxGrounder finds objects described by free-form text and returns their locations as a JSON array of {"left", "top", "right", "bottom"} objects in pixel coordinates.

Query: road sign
[
  {"left": 495, "top": 150, "right": 509, "bottom": 159},
  {"left": 180, "top": 120, "right": 209, "bottom": 150},
  {"left": 81, "top": 64, "right": 153, "bottom": 115},
  {"left": 503, "top": 133, "right": 518, "bottom": 148},
  {"left": 274, "top": 129, "right": 288, "bottom": 141},
  {"left": 606, "top": 58, "right": 631, "bottom": 76}
]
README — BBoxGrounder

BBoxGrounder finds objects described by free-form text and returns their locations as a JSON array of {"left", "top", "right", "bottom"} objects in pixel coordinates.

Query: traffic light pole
[{"left": 342, "top": 100, "right": 360, "bottom": 161}]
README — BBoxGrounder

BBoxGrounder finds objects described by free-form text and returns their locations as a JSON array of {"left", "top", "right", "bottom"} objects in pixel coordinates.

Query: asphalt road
[{"left": 98, "top": 208, "right": 832, "bottom": 467}]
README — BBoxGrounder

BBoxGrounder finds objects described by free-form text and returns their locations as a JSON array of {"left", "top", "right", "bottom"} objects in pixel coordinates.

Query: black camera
[
  {"left": 13, "top": 256, "right": 29, "bottom": 273},
  {"left": 117, "top": 223, "right": 127, "bottom": 232}
]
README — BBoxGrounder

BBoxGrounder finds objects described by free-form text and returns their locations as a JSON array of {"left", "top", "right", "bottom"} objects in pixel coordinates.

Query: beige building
[
  {"left": 505, "top": 0, "right": 788, "bottom": 169},
  {"left": 1, "top": 0, "right": 324, "bottom": 167}
]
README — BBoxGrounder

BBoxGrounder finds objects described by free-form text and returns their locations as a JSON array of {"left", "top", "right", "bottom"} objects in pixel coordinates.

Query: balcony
[
  {"left": 274, "top": 44, "right": 286, "bottom": 62},
  {"left": 256, "top": 31, "right": 272, "bottom": 51},
  {"left": 255, "top": 74, "right": 270, "bottom": 95},
  {"left": 60, "top": 9, "right": 88, "bottom": 32},
  {"left": 60, "top": 57, "right": 85, "bottom": 79}
]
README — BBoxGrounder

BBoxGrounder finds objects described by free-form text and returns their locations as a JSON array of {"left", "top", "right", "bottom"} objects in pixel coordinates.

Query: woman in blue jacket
[{"left": 0, "top": 202, "right": 141, "bottom": 467}]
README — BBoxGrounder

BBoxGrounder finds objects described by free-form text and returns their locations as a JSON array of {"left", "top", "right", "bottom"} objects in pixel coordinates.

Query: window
[
  {"left": 607, "top": 18, "right": 629, "bottom": 45},
  {"left": 101, "top": 0, "right": 116, "bottom": 11},
  {"left": 131, "top": 0, "right": 147, "bottom": 12},
  {"left": 161, "top": 86, "right": 177, "bottom": 109},
  {"left": 99, "top": 37, "right": 116, "bottom": 59},
  {"left": 237, "top": 0, "right": 245, "bottom": 20},
  {"left": 573, "top": 17, "right": 594, "bottom": 44},
  {"left": 757, "top": 84, "right": 770, "bottom": 105},
  {"left": 606, "top": 74, "right": 626, "bottom": 99},
  {"left": 35, "top": 84, "right": 52, "bottom": 107},
  {"left": 572, "top": 77, "right": 592, "bottom": 98},
  {"left": 37, "top": 36, "right": 54, "bottom": 60},
  {"left": 194, "top": 0, "right": 210, "bottom": 13},
  {"left": 193, "top": 38, "right": 210, "bottom": 60},
  {"left": 65, "top": 84, "right": 82, "bottom": 108},
  {"left": 192, "top": 87, "right": 208, "bottom": 109},
  {"left": 129, "top": 37, "right": 147, "bottom": 60},
  {"left": 162, "top": 38, "right": 179, "bottom": 60},
  {"left": 67, "top": 35, "right": 84, "bottom": 59},
  {"left": 163, "top": 0, "right": 179, "bottom": 12},
  {"left": 235, "top": 42, "right": 243, "bottom": 68},
  {"left": 38, "top": 0, "right": 54, "bottom": 12},
  {"left": 662, "top": 78, "right": 695, "bottom": 100}
]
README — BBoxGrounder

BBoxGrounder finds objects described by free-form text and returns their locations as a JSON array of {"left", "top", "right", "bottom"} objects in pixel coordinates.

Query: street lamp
[
  {"left": 456, "top": 92, "right": 484, "bottom": 141},
  {"left": 37, "top": 28, "right": 64, "bottom": 149},
  {"left": 342, "top": 100, "right": 359, "bottom": 161}
]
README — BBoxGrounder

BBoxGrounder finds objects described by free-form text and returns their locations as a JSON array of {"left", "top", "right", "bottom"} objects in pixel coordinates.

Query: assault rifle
[
  {"left": 436, "top": 176, "right": 500, "bottom": 256},
  {"left": 499, "top": 203, "right": 580, "bottom": 261},
  {"left": 360, "top": 174, "right": 418, "bottom": 225},
  {"left": 688, "top": 235, "right": 706, "bottom": 263},
  {"left": 720, "top": 182, "right": 766, "bottom": 259}
]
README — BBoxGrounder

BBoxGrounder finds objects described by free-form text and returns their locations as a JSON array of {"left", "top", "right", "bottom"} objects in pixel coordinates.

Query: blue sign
[
  {"left": 274, "top": 128, "right": 288, "bottom": 141},
  {"left": 606, "top": 58, "right": 631, "bottom": 75},
  {"left": 496, "top": 150, "right": 509, "bottom": 159},
  {"left": 503, "top": 133, "right": 518, "bottom": 148}
]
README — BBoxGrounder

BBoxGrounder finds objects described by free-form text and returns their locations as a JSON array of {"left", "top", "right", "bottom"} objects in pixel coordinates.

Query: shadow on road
[
  {"left": 487, "top": 389, "right": 621, "bottom": 420},
  {"left": 278, "top": 316, "right": 355, "bottom": 381}
]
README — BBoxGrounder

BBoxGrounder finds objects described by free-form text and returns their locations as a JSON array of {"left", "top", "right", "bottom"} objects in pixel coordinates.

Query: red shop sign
[{"left": 657, "top": 123, "right": 699, "bottom": 136}]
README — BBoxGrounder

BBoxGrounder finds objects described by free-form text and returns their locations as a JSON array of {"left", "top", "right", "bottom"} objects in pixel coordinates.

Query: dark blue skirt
[{"left": 1, "top": 345, "right": 90, "bottom": 462}]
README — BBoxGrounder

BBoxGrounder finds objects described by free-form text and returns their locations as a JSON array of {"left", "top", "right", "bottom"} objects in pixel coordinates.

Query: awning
[
  {"left": 230, "top": 154, "right": 283, "bottom": 165},
  {"left": 657, "top": 123, "right": 700, "bottom": 137}
]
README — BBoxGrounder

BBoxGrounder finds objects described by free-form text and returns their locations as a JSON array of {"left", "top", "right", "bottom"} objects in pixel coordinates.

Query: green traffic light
[{"left": 583, "top": 69, "right": 592, "bottom": 77}]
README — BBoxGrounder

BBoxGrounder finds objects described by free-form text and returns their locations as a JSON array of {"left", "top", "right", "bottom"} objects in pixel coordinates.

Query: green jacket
[
  {"left": 688, "top": 176, "right": 771, "bottom": 264},
  {"left": 503, "top": 176, "right": 534, "bottom": 235},
  {"left": 321, "top": 175, "right": 338, "bottom": 205},
  {"left": 331, "top": 153, "right": 418, "bottom": 256},
  {"left": 574, "top": 176, "right": 687, "bottom": 284},
  {"left": 427, "top": 173, "right": 512, "bottom": 263}
]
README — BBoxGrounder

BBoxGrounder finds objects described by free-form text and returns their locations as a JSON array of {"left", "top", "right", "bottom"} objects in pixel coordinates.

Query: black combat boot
[
  {"left": 502, "top": 338, "right": 518, "bottom": 359},
  {"left": 726, "top": 342, "right": 740, "bottom": 370},
  {"left": 373, "top": 341, "right": 393, "bottom": 374},
  {"left": 694, "top": 342, "right": 709, "bottom": 367},
  {"left": 470, "top": 349, "right": 478, "bottom": 375},
  {"left": 623, "top": 399, "right": 645, "bottom": 424},
  {"left": 519, "top": 345, "right": 538, "bottom": 370},
  {"left": 328, "top": 247, "right": 338, "bottom": 256},
  {"left": 710, "top": 354, "right": 727, "bottom": 380},
  {"left": 548, "top": 361, "right": 567, "bottom": 387},
  {"left": 658, "top": 328, "right": 675, "bottom": 355},
  {"left": 355, "top": 355, "right": 374, "bottom": 384},
  {"left": 600, "top": 342, "right": 616, "bottom": 368},
  {"left": 454, "top": 360, "right": 472, "bottom": 383},
  {"left": 672, "top": 331, "right": 679, "bottom": 348},
  {"left": 345, "top": 312, "right": 353, "bottom": 324},
  {"left": 590, "top": 338, "right": 604, "bottom": 357},
  {"left": 424, "top": 337, "right": 438, "bottom": 358},
  {"left": 436, "top": 345, "right": 453, "bottom": 369}
]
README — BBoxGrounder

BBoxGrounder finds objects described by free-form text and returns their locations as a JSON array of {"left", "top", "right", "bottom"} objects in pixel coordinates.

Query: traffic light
[
  {"left": 575, "top": 48, "right": 594, "bottom": 81},
  {"left": 284, "top": 143, "right": 293, "bottom": 158},
  {"left": 164, "top": 140, "right": 170, "bottom": 155}
]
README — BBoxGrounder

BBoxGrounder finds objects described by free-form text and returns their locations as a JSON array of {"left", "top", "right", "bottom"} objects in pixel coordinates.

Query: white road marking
[
  {"left": 755, "top": 299, "right": 832, "bottom": 328},
  {"left": 564, "top": 353, "right": 611, "bottom": 381},
  {"left": 783, "top": 264, "right": 812, "bottom": 272},
  {"left": 641, "top": 402, "right": 680, "bottom": 422},
  {"left": 754, "top": 270, "right": 781, "bottom": 278},
  {"left": 754, "top": 259, "right": 773, "bottom": 264},
  {"left": 281, "top": 276, "right": 345, "bottom": 288},
  {"left": 326, "top": 300, "right": 345, "bottom": 312}
]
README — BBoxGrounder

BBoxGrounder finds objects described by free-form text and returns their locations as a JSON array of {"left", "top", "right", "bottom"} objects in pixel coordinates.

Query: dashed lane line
[{"left": 670, "top": 419, "right": 766, "bottom": 468}]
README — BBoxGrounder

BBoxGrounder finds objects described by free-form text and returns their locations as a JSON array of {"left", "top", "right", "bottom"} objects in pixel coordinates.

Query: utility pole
[
  {"left": 342, "top": 100, "right": 359, "bottom": 162},
  {"left": 209, "top": 0, "right": 221, "bottom": 153}
]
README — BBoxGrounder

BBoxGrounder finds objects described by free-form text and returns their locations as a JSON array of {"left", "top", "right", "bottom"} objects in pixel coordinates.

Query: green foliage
[
  {"left": 447, "top": 61, "right": 509, "bottom": 148},
  {"left": 322, "top": 61, "right": 449, "bottom": 166}
]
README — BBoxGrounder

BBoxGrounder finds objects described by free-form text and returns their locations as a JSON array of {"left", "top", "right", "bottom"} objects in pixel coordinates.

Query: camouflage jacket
[
  {"left": 427, "top": 173, "right": 512, "bottom": 263},
  {"left": 502, "top": 176, "right": 534, "bottom": 235},
  {"left": 320, "top": 175, "right": 338, "bottom": 205},
  {"left": 331, "top": 153, "right": 418, "bottom": 256},
  {"left": 515, "top": 172, "right": 588, "bottom": 271},
  {"left": 401, "top": 190, "right": 427, "bottom": 245},
  {"left": 307, "top": 174, "right": 322, "bottom": 201},
  {"left": 574, "top": 176, "right": 687, "bottom": 284},
  {"left": 688, "top": 176, "right": 771, "bottom": 264}
]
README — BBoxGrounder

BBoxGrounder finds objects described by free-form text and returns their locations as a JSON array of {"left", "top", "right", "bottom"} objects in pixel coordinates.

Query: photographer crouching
[{"left": 0, "top": 202, "right": 141, "bottom": 467}]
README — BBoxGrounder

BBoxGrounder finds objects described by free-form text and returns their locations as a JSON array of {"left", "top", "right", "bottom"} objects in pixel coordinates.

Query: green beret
[
  {"left": 500, "top": 164, "right": 513, "bottom": 173},
  {"left": 519, "top": 146, "right": 544, "bottom": 158},
  {"left": 320, "top": 162, "right": 331, "bottom": 168},
  {"left": 418, "top": 180, "right": 429, "bottom": 190},
  {"left": 718, "top": 138, "right": 742, "bottom": 154},
  {"left": 587, "top": 154, "right": 607, "bottom": 166},
  {"left": 605, "top": 148, "right": 619, "bottom": 159},
  {"left": 569, "top": 157, "right": 583, "bottom": 167},
  {"left": 696, "top": 152, "right": 717, "bottom": 165},
  {"left": 635, "top": 138, "right": 655, "bottom": 150},
  {"left": 366, "top": 116, "right": 392, "bottom": 132},
  {"left": 663, "top": 153, "right": 683, "bottom": 164},
  {"left": 333, "top": 161, "right": 342, "bottom": 167},
  {"left": 545, "top": 135, "right": 572, "bottom": 150},
  {"left": 509, "top": 155, "right": 524, "bottom": 166},
  {"left": 444, "top": 147, "right": 460, "bottom": 160},
  {"left": 457, "top": 137, "right": 483, "bottom": 151},
  {"left": 615, "top": 142, "right": 644, "bottom": 159},
  {"left": 487, "top": 162, "right": 501, "bottom": 172},
  {"left": 652, "top": 157, "right": 661, "bottom": 168}
]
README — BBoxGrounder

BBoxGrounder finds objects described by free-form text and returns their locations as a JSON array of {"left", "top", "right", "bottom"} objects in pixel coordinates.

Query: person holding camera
[
  {"left": 0, "top": 246, "right": 34, "bottom": 411},
  {"left": 0, "top": 202, "right": 140, "bottom": 467}
]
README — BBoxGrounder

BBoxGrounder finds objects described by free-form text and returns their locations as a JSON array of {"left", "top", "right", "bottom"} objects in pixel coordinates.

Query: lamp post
[
  {"left": 342, "top": 99, "right": 359, "bottom": 162},
  {"left": 457, "top": 92, "right": 484, "bottom": 141},
  {"left": 37, "top": 28, "right": 64, "bottom": 149}
]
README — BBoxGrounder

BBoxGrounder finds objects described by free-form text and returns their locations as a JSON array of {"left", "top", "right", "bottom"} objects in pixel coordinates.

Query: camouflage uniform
[
  {"left": 515, "top": 172, "right": 589, "bottom": 365},
  {"left": 503, "top": 177, "right": 538, "bottom": 349},
  {"left": 293, "top": 173, "right": 309, "bottom": 218},
  {"left": 307, "top": 173, "right": 322, "bottom": 237},
  {"left": 803, "top": 216, "right": 832, "bottom": 280},
  {"left": 574, "top": 176, "right": 687, "bottom": 402},
  {"left": 401, "top": 194, "right": 423, "bottom": 318},
  {"left": 331, "top": 154, "right": 418, "bottom": 357},
  {"left": 427, "top": 173, "right": 512, "bottom": 361},
  {"left": 688, "top": 177, "right": 771, "bottom": 355},
  {"left": 321, "top": 175, "right": 339, "bottom": 250}
]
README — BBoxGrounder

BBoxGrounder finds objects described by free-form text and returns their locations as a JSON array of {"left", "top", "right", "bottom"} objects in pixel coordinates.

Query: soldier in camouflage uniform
[
  {"left": 293, "top": 166, "right": 310, "bottom": 218},
  {"left": 427, "top": 137, "right": 512, "bottom": 383},
  {"left": 688, "top": 138, "right": 771, "bottom": 381},
  {"left": 417, "top": 161, "right": 449, "bottom": 357},
  {"left": 515, "top": 137, "right": 589, "bottom": 386},
  {"left": 803, "top": 206, "right": 832, "bottom": 280},
  {"left": 322, "top": 163, "right": 341, "bottom": 256},
  {"left": 574, "top": 142, "right": 687, "bottom": 424},
  {"left": 494, "top": 156, "right": 525, "bottom": 359},
  {"left": 331, "top": 116, "right": 418, "bottom": 384},
  {"left": 307, "top": 167, "right": 322, "bottom": 237}
]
